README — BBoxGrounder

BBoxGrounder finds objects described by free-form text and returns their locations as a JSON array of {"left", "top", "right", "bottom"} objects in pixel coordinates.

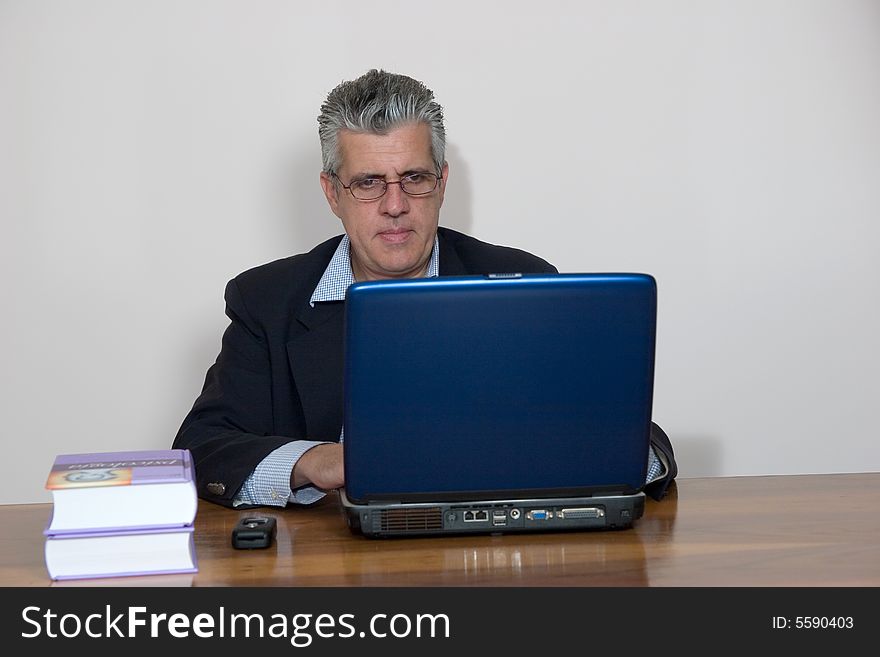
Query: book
[
  {"left": 44, "top": 525, "right": 198, "bottom": 580},
  {"left": 43, "top": 449, "right": 199, "bottom": 581},
  {"left": 45, "top": 449, "right": 198, "bottom": 535}
]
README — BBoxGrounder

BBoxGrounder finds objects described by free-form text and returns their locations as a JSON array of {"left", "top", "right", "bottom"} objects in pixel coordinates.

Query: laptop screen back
[{"left": 342, "top": 273, "right": 656, "bottom": 504}]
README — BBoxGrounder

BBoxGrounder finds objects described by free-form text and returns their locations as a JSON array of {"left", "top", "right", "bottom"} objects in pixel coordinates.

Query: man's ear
[
  {"left": 437, "top": 161, "right": 449, "bottom": 206},
  {"left": 320, "top": 172, "right": 342, "bottom": 218}
]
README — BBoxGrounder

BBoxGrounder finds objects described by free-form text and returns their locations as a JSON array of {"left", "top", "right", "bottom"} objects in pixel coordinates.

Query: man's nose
[{"left": 380, "top": 181, "right": 409, "bottom": 216}]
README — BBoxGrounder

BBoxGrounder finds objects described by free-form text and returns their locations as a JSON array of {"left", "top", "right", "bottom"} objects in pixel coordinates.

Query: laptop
[{"left": 340, "top": 272, "right": 657, "bottom": 538}]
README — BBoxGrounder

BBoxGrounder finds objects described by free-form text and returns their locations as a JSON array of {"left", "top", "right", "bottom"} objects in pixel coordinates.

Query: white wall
[{"left": 2, "top": 0, "right": 879, "bottom": 504}]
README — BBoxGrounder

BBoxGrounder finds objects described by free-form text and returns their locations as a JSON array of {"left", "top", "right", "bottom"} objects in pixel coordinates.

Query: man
[{"left": 173, "top": 69, "right": 677, "bottom": 508}]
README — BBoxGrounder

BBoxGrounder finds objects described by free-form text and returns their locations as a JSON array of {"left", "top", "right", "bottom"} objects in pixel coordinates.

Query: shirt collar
[{"left": 310, "top": 234, "right": 440, "bottom": 306}]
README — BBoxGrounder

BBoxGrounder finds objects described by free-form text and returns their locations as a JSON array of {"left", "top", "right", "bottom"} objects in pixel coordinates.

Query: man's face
[{"left": 320, "top": 122, "right": 448, "bottom": 281}]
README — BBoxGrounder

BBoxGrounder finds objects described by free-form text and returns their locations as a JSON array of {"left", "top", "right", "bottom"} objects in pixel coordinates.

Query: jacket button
[{"left": 206, "top": 482, "right": 226, "bottom": 496}]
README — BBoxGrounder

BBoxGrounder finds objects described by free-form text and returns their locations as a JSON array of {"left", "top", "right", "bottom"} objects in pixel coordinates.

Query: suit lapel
[
  {"left": 286, "top": 301, "right": 345, "bottom": 442},
  {"left": 438, "top": 231, "right": 469, "bottom": 275}
]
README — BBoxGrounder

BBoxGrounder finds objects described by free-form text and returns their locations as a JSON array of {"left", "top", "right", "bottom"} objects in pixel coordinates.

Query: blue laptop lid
[{"left": 342, "top": 273, "right": 656, "bottom": 504}]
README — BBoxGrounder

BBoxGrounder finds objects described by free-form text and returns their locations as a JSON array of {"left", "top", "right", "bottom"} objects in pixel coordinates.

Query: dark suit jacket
[{"left": 174, "top": 227, "right": 677, "bottom": 506}]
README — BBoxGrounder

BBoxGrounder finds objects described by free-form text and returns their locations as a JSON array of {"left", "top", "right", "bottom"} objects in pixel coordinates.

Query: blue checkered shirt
[{"left": 234, "top": 235, "right": 663, "bottom": 506}]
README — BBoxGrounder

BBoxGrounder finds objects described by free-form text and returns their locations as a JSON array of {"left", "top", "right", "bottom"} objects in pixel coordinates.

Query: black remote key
[{"left": 231, "top": 516, "right": 277, "bottom": 549}]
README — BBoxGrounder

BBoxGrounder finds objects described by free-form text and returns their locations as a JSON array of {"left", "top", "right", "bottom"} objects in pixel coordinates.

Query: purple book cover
[
  {"left": 46, "top": 449, "right": 194, "bottom": 490},
  {"left": 47, "top": 525, "right": 195, "bottom": 540},
  {"left": 44, "top": 517, "right": 196, "bottom": 537}
]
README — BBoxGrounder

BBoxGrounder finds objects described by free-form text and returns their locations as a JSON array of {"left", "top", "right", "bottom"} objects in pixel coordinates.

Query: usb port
[{"left": 492, "top": 511, "right": 507, "bottom": 526}]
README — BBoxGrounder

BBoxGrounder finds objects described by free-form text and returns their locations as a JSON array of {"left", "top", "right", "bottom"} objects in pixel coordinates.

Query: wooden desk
[{"left": 2, "top": 473, "right": 878, "bottom": 586}]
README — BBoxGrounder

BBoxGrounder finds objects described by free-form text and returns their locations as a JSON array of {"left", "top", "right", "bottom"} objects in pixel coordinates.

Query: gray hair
[{"left": 318, "top": 69, "right": 446, "bottom": 176}]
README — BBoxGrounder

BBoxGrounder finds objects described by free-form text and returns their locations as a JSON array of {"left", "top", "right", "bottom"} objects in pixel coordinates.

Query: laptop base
[{"left": 340, "top": 490, "right": 645, "bottom": 538}]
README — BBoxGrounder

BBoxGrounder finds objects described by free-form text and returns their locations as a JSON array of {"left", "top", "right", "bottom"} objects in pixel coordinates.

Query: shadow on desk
[{"left": 192, "top": 491, "right": 664, "bottom": 587}]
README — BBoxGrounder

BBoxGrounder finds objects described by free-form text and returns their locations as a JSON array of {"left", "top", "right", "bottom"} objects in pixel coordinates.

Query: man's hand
[{"left": 291, "top": 443, "right": 344, "bottom": 491}]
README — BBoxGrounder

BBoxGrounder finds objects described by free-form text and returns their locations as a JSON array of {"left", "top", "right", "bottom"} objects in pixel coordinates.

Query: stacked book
[{"left": 43, "top": 448, "right": 199, "bottom": 581}]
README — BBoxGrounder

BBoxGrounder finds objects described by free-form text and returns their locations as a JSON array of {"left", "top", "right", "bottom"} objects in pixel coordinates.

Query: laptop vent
[{"left": 378, "top": 507, "right": 443, "bottom": 533}]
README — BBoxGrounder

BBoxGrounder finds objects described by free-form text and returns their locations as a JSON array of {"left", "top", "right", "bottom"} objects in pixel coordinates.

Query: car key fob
[{"left": 231, "top": 516, "right": 277, "bottom": 549}]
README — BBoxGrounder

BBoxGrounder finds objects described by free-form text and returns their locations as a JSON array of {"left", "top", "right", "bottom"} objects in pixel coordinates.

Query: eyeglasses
[{"left": 333, "top": 172, "right": 441, "bottom": 201}]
